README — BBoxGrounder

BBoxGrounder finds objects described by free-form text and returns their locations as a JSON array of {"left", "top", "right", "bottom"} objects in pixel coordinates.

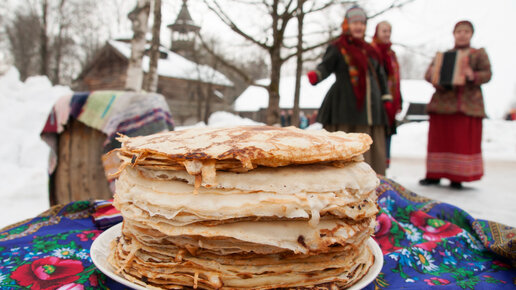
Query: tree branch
[
  {"left": 303, "top": 0, "right": 350, "bottom": 15},
  {"left": 368, "top": 0, "right": 417, "bottom": 19},
  {"left": 278, "top": 0, "right": 296, "bottom": 34},
  {"left": 198, "top": 34, "right": 267, "bottom": 89},
  {"left": 282, "top": 37, "right": 334, "bottom": 62},
  {"left": 204, "top": 0, "right": 270, "bottom": 50}
]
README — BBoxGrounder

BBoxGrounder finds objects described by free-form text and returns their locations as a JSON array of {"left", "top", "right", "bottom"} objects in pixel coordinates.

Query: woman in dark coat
[
  {"left": 419, "top": 20, "right": 492, "bottom": 189},
  {"left": 307, "top": 6, "right": 392, "bottom": 175}
]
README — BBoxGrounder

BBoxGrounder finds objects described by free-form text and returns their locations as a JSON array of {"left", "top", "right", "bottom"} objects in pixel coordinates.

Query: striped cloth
[
  {"left": 41, "top": 90, "right": 174, "bottom": 180},
  {"left": 91, "top": 200, "right": 122, "bottom": 230}
]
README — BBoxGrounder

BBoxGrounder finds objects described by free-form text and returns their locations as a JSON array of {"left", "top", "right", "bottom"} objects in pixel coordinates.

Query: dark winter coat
[{"left": 313, "top": 44, "right": 391, "bottom": 126}]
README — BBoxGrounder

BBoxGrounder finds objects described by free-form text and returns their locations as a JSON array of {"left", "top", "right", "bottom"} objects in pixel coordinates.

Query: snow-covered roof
[
  {"left": 234, "top": 77, "right": 435, "bottom": 112},
  {"left": 108, "top": 40, "right": 233, "bottom": 87},
  {"left": 234, "top": 75, "right": 335, "bottom": 112}
]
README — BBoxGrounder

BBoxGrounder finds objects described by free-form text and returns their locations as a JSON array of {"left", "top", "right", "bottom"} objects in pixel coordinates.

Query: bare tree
[
  {"left": 143, "top": 0, "right": 161, "bottom": 92},
  {"left": 51, "top": 0, "right": 68, "bottom": 84},
  {"left": 125, "top": 0, "right": 151, "bottom": 91},
  {"left": 40, "top": 0, "right": 49, "bottom": 76},
  {"left": 291, "top": 0, "right": 305, "bottom": 128},
  {"left": 188, "top": 37, "right": 222, "bottom": 124},
  {"left": 4, "top": 0, "right": 105, "bottom": 84},
  {"left": 204, "top": 0, "right": 343, "bottom": 125},
  {"left": 203, "top": 0, "right": 421, "bottom": 124},
  {"left": 5, "top": 10, "right": 41, "bottom": 80}
]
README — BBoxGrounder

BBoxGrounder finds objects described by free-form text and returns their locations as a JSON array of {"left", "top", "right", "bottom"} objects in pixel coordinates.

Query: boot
[
  {"left": 450, "top": 182, "right": 463, "bottom": 189},
  {"left": 419, "top": 178, "right": 440, "bottom": 186}
]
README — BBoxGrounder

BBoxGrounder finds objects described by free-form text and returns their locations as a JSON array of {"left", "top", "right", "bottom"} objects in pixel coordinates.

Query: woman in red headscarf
[
  {"left": 307, "top": 6, "right": 392, "bottom": 175},
  {"left": 371, "top": 21, "right": 402, "bottom": 169},
  {"left": 420, "top": 20, "right": 492, "bottom": 189}
]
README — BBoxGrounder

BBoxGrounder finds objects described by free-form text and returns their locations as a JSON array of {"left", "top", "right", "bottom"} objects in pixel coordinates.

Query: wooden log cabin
[{"left": 74, "top": 39, "right": 234, "bottom": 125}]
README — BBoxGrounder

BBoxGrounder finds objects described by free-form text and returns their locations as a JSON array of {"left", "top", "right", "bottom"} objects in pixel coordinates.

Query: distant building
[
  {"left": 234, "top": 77, "right": 435, "bottom": 124},
  {"left": 234, "top": 75, "right": 334, "bottom": 123},
  {"left": 74, "top": 0, "right": 234, "bottom": 125}
]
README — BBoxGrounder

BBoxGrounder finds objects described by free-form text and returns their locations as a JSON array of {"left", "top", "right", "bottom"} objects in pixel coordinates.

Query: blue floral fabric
[
  {"left": 0, "top": 177, "right": 514, "bottom": 289},
  {"left": 0, "top": 201, "right": 126, "bottom": 290},
  {"left": 368, "top": 177, "right": 515, "bottom": 289}
]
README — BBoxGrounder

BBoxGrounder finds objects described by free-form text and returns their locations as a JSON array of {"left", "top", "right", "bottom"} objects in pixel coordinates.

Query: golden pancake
[{"left": 107, "top": 126, "right": 379, "bottom": 289}]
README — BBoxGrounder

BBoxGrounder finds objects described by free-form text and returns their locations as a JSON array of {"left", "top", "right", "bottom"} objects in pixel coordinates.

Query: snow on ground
[
  {"left": 0, "top": 68, "right": 515, "bottom": 229},
  {"left": 0, "top": 68, "right": 72, "bottom": 228}
]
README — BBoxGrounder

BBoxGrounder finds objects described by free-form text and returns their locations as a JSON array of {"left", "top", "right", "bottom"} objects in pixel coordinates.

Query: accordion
[{"left": 431, "top": 50, "right": 470, "bottom": 88}]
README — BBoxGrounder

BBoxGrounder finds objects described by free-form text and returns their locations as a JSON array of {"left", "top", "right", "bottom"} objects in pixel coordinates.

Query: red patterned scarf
[
  {"left": 334, "top": 30, "right": 379, "bottom": 110},
  {"left": 372, "top": 36, "right": 402, "bottom": 112}
]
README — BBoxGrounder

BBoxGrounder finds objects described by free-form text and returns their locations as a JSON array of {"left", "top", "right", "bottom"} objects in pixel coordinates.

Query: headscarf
[
  {"left": 454, "top": 20, "right": 474, "bottom": 34},
  {"left": 334, "top": 6, "right": 379, "bottom": 110},
  {"left": 453, "top": 20, "right": 474, "bottom": 49},
  {"left": 372, "top": 21, "right": 401, "bottom": 113}
]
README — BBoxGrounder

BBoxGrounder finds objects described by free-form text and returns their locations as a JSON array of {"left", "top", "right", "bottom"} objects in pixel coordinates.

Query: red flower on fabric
[
  {"left": 374, "top": 213, "right": 403, "bottom": 254},
  {"left": 76, "top": 230, "right": 101, "bottom": 242},
  {"left": 424, "top": 277, "right": 450, "bottom": 286},
  {"left": 492, "top": 260, "right": 510, "bottom": 268},
  {"left": 415, "top": 241, "right": 438, "bottom": 252},
  {"left": 10, "top": 256, "right": 84, "bottom": 290},
  {"left": 88, "top": 274, "right": 98, "bottom": 287},
  {"left": 409, "top": 211, "right": 462, "bottom": 241}
]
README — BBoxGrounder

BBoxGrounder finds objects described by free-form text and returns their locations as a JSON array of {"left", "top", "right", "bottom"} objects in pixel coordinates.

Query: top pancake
[{"left": 117, "top": 126, "right": 372, "bottom": 170}]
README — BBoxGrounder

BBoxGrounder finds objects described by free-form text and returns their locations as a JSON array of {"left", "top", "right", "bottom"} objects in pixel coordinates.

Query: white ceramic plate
[
  {"left": 348, "top": 237, "right": 384, "bottom": 290},
  {"left": 91, "top": 222, "right": 384, "bottom": 290}
]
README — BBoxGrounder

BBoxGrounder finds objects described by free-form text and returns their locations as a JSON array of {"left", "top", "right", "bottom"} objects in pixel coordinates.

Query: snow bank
[{"left": 0, "top": 67, "right": 72, "bottom": 226}]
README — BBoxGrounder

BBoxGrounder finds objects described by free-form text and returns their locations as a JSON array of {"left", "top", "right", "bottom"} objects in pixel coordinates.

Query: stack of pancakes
[{"left": 107, "top": 126, "right": 379, "bottom": 289}]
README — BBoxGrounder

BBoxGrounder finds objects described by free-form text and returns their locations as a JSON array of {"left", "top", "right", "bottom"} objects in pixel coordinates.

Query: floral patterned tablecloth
[{"left": 0, "top": 177, "right": 514, "bottom": 290}]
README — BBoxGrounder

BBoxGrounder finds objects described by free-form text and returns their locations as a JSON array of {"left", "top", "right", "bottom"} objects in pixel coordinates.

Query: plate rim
[
  {"left": 90, "top": 222, "right": 384, "bottom": 290},
  {"left": 90, "top": 223, "right": 147, "bottom": 290}
]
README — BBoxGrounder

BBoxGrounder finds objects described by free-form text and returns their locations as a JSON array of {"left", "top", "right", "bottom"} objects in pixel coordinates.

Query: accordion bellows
[
  {"left": 107, "top": 126, "right": 379, "bottom": 289},
  {"left": 431, "top": 50, "right": 470, "bottom": 88}
]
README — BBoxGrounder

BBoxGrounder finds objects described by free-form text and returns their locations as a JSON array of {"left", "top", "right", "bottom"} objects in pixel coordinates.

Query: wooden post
[{"left": 52, "top": 119, "right": 112, "bottom": 205}]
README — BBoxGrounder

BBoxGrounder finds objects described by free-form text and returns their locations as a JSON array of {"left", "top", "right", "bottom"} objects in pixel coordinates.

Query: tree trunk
[
  {"left": 125, "top": 0, "right": 151, "bottom": 91},
  {"left": 144, "top": 0, "right": 161, "bottom": 92},
  {"left": 265, "top": 1, "right": 282, "bottom": 126},
  {"left": 54, "top": 36, "right": 62, "bottom": 84},
  {"left": 266, "top": 48, "right": 282, "bottom": 126},
  {"left": 53, "top": 0, "right": 68, "bottom": 85},
  {"left": 196, "top": 84, "right": 203, "bottom": 122},
  {"left": 203, "top": 84, "right": 213, "bottom": 124},
  {"left": 292, "top": 0, "right": 305, "bottom": 128},
  {"left": 40, "top": 0, "right": 49, "bottom": 76}
]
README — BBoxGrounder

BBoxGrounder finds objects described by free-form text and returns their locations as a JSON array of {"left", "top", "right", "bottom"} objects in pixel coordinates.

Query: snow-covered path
[{"left": 387, "top": 157, "right": 516, "bottom": 227}]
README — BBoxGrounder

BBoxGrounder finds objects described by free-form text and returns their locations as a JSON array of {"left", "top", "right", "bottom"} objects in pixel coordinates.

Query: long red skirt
[{"left": 425, "top": 113, "right": 483, "bottom": 182}]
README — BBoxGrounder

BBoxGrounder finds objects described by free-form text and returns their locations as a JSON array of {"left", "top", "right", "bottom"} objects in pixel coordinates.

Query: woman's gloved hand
[
  {"left": 383, "top": 101, "right": 396, "bottom": 125},
  {"left": 307, "top": 71, "right": 318, "bottom": 85}
]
